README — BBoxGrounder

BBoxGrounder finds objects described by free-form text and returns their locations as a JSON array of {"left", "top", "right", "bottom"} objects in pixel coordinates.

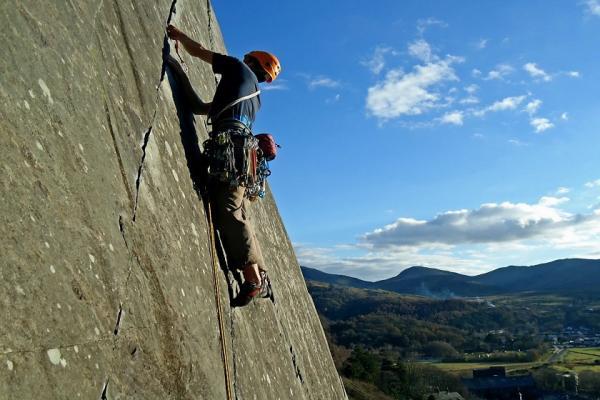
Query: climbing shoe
[
  {"left": 232, "top": 271, "right": 273, "bottom": 307},
  {"left": 233, "top": 280, "right": 261, "bottom": 307}
]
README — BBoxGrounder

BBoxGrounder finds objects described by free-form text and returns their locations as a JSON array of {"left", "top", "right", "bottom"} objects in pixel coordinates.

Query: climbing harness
[
  {"left": 203, "top": 127, "right": 272, "bottom": 200},
  {"left": 206, "top": 201, "right": 234, "bottom": 400}
]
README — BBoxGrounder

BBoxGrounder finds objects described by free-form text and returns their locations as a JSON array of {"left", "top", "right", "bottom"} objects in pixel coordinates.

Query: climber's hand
[{"left": 167, "top": 24, "right": 184, "bottom": 41}]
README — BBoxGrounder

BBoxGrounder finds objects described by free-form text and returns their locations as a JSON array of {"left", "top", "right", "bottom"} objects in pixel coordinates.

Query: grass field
[
  {"left": 556, "top": 347, "right": 600, "bottom": 372},
  {"left": 429, "top": 361, "right": 544, "bottom": 375},
  {"left": 426, "top": 348, "right": 600, "bottom": 375}
]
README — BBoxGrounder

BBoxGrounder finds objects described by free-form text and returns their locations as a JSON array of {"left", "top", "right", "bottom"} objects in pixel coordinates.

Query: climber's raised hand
[{"left": 167, "top": 24, "right": 185, "bottom": 41}]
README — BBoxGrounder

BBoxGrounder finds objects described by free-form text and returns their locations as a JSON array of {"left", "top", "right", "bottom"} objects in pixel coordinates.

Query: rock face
[{"left": 0, "top": 1, "right": 347, "bottom": 399}]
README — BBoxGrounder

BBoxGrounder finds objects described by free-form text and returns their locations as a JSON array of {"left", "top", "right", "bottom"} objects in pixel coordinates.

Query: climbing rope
[
  {"left": 203, "top": 3, "right": 234, "bottom": 398},
  {"left": 206, "top": 201, "right": 234, "bottom": 400}
]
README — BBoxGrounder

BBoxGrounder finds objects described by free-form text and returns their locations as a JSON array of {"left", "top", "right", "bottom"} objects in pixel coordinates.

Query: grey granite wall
[{"left": 0, "top": 1, "right": 347, "bottom": 398}]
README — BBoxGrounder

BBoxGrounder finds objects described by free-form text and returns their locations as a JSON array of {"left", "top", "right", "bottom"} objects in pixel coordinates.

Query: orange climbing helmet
[{"left": 245, "top": 51, "right": 281, "bottom": 83}]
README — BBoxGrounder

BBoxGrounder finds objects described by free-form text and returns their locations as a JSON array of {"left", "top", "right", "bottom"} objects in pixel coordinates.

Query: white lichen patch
[
  {"left": 28, "top": 89, "right": 36, "bottom": 98},
  {"left": 171, "top": 169, "right": 179, "bottom": 182},
  {"left": 16, "top": 286, "right": 25, "bottom": 295},
  {"left": 78, "top": 143, "right": 84, "bottom": 152},
  {"left": 57, "top": 130, "right": 64, "bottom": 137},
  {"left": 108, "top": 243, "right": 114, "bottom": 252},
  {"left": 180, "top": 288, "right": 185, "bottom": 297},
  {"left": 45, "top": 242, "right": 50, "bottom": 248},
  {"left": 6, "top": 360, "right": 14, "bottom": 371},
  {"left": 47, "top": 348, "right": 62, "bottom": 365},
  {"left": 60, "top": 358, "right": 67, "bottom": 367},
  {"left": 30, "top": 215, "right": 36, "bottom": 222},
  {"left": 56, "top": 303, "right": 61, "bottom": 309},
  {"left": 165, "top": 141, "right": 173, "bottom": 157},
  {"left": 24, "top": 100, "right": 30, "bottom": 110},
  {"left": 191, "top": 223, "right": 198, "bottom": 237},
  {"left": 73, "top": 346, "right": 79, "bottom": 353},
  {"left": 36, "top": 141, "right": 44, "bottom": 151},
  {"left": 37, "top": 79, "right": 54, "bottom": 105},
  {"left": 94, "top": 327, "right": 100, "bottom": 336},
  {"left": 50, "top": 265, "right": 56, "bottom": 273},
  {"left": 88, "top": 254, "right": 95, "bottom": 263}
]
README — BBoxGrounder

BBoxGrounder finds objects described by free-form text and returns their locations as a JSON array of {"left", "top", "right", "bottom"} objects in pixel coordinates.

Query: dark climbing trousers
[{"left": 210, "top": 180, "right": 265, "bottom": 271}]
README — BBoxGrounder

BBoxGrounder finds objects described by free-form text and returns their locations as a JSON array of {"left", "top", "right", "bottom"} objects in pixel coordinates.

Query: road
[{"left": 548, "top": 347, "right": 568, "bottom": 364}]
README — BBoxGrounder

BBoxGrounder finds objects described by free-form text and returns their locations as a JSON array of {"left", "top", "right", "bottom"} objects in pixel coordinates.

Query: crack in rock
[
  {"left": 99, "top": 379, "right": 109, "bottom": 400},
  {"left": 113, "top": 303, "right": 124, "bottom": 336},
  {"left": 132, "top": 0, "right": 178, "bottom": 222}
]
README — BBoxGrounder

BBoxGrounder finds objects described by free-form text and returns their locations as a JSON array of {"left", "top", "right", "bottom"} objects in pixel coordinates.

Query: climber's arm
[{"left": 167, "top": 25, "right": 214, "bottom": 65}]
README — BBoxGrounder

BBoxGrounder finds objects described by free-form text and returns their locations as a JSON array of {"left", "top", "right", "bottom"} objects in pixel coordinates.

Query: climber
[{"left": 166, "top": 24, "right": 281, "bottom": 306}]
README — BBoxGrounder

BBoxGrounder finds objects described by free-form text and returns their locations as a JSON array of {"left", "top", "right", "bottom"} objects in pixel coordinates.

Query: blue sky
[{"left": 211, "top": 0, "right": 600, "bottom": 280}]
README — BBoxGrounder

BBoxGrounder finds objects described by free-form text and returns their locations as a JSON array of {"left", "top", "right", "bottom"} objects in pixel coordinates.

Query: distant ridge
[
  {"left": 301, "top": 258, "right": 600, "bottom": 297},
  {"left": 300, "top": 266, "right": 373, "bottom": 289}
]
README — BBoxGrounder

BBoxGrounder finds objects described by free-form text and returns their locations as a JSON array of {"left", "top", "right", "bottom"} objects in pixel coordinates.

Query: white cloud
[
  {"left": 262, "top": 83, "right": 288, "bottom": 91},
  {"left": 585, "top": 179, "right": 600, "bottom": 188},
  {"left": 584, "top": 0, "right": 600, "bottom": 16},
  {"left": 489, "top": 95, "right": 527, "bottom": 111},
  {"left": 362, "top": 46, "right": 396, "bottom": 75},
  {"left": 474, "top": 95, "right": 527, "bottom": 117},
  {"left": 366, "top": 55, "right": 462, "bottom": 120},
  {"left": 326, "top": 94, "right": 341, "bottom": 104},
  {"left": 530, "top": 117, "right": 554, "bottom": 133},
  {"left": 472, "top": 69, "right": 482, "bottom": 77},
  {"left": 556, "top": 187, "right": 571, "bottom": 195},
  {"left": 484, "top": 64, "right": 514, "bottom": 80},
  {"left": 297, "top": 191, "right": 600, "bottom": 280},
  {"left": 417, "top": 18, "right": 447, "bottom": 34},
  {"left": 440, "top": 111, "right": 464, "bottom": 125},
  {"left": 523, "top": 62, "right": 552, "bottom": 82},
  {"left": 460, "top": 85, "right": 479, "bottom": 104},
  {"left": 408, "top": 39, "right": 434, "bottom": 62},
  {"left": 475, "top": 39, "right": 488, "bottom": 50},
  {"left": 465, "top": 84, "right": 479, "bottom": 94},
  {"left": 472, "top": 133, "right": 484, "bottom": 139},
  {"left": 460, "top": 96, "right": 479, "bottom": 105},
  {"left": 508, "top": 139, "right": 528, "bottom": 147},
  {"left": 561, "top": 112, "right": 569, "bottom": 121},
  {"left": 308, "top": 76, "right": 340, "bottom": 90},
  {"left": 525, "top": 99, "right": 542, "bottom": 115},
  {"left": 362, "top": 196, "right": 589, "bottom": 248},
  {"left": 567, "top": 71, "right": 581, "bottom": 78}
]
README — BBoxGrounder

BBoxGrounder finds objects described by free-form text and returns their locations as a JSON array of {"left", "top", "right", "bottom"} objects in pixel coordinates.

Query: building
[{"left": 462, "top": 367, "right": 539, "bottom": 400}]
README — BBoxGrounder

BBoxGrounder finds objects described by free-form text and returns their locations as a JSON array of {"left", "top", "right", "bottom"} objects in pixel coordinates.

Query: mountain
[
  {"left": 301, "top": 258, "right": 600, "bottom": 297},
  {"left": 374, "top": 266, "right": 501, "bottom": 297},
  {"left": 300, "top": 266, "right": 373, "bottom": 289},
  {"left": 476, "top": 258, "right": 600, "bottom": 293}
]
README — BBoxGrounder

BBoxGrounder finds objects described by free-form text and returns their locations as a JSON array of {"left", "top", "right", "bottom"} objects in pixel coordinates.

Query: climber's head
[{"left": 244, "top": 51, "right": 281, "bottom": 83}]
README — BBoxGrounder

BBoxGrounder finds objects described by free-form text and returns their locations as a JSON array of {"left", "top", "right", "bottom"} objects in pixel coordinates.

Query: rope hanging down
[
  {"left": 207, "top": 202, "right": 234, "bottom": 400},
  {"left": 204, "top": 4, "right": 233, "bottom": 399}
]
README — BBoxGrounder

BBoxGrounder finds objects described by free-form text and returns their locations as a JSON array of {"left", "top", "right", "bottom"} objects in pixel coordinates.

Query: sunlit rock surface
[{"left": 0, "top": 1, "right": 347, "bottom": 398}]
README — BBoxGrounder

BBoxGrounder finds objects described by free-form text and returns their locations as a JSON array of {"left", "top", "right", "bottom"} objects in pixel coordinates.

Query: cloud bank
[{"left": 362, "top": 197, "right": 588, "bottom": 248}]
